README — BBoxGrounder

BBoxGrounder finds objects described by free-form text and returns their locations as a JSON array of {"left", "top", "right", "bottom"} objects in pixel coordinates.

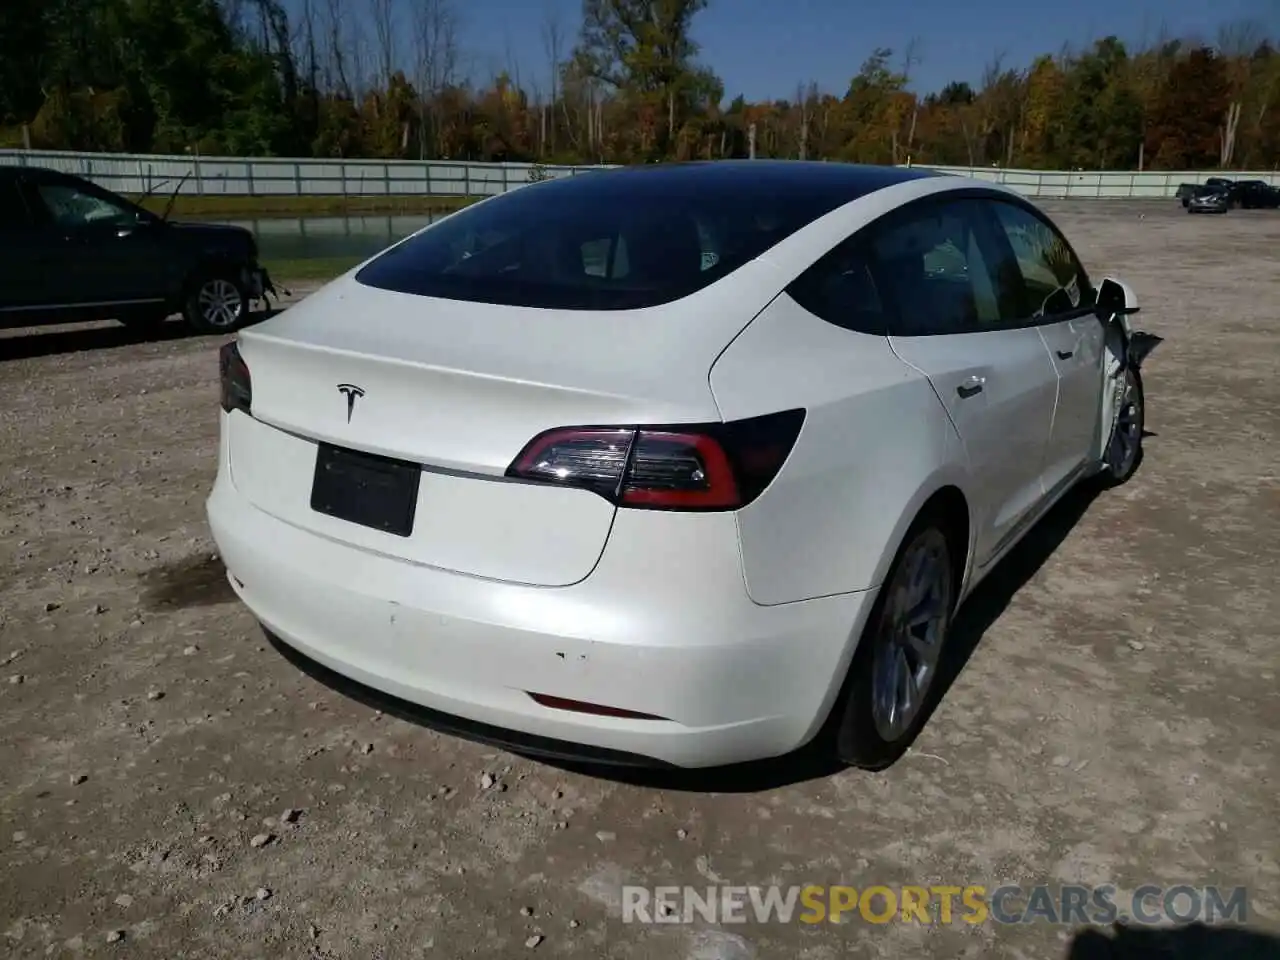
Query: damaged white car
[{"left": 207, "top": 162, "right": 1157, "bottom": 770}]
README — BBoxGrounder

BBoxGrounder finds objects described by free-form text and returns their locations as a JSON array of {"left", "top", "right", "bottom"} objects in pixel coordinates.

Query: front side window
[
  {"left": 987, "top": 200, "right": 1092, "bottom": 320},
  {"left": 868, "top": 199, "right": 1020, "bottom": 336},
  {"left": 35, "top": 182, "right": 135, "bottom": 228},
  {"left": 355, "top": 178, "right": 840, "bottom": 311}
]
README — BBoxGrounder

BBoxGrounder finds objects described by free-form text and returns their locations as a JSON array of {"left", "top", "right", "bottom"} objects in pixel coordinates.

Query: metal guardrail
[
  {"left": 913, "top": 164, "right": 1280, "bottom": 199},
  {"left": 0, "top": 149, "right": 1274, "bottom": 199},
  {"left": 0, "top": 149, "right": 615, "bottom": 198}
]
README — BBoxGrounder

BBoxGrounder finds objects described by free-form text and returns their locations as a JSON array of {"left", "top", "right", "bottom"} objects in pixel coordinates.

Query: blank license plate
[{"left": 310, "top": 443, "right": 420, "bottom": 537}]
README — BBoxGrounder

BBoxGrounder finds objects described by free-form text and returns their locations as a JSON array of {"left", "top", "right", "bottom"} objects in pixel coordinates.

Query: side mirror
[{"left": 1096, "top": 276, "right": 1139, "bottom": 317}]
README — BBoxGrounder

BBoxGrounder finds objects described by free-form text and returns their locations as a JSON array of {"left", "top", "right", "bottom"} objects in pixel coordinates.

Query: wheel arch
[
  {"left": 803, "top": 478, "right": 974, "bottom": 763},
  {"left": 183, "top": 256, "right": 247, "bottom": 296},
  {"left": 866, "top": 475, "right": 974, "bottom": 597}
]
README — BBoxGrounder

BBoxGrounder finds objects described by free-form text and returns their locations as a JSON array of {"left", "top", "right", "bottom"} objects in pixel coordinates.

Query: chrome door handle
[
  {"left": 1057, "top": 349, "right": 1074, "bottom": 359},
  {"left": 956, "top": 377, "right": 985, "bottom": 399}
]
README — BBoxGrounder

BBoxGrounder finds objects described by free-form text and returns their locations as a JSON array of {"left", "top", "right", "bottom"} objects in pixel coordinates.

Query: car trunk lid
[{"left": 228, "top": 267, "right": 778, "bottom": 586}]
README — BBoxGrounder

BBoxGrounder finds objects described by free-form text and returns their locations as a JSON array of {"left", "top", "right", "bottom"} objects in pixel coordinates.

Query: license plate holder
[{"left": 310, "top": 443, "right": 420, "bottom": 537}]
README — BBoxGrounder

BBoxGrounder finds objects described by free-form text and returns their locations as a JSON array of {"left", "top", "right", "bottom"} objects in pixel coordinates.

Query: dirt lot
[{"left": 2, "top": 201, "right": 1278, "bottom": 959}]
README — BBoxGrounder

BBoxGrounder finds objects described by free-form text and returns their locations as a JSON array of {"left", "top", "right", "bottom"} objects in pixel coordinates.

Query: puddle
[{"left": 139, "top": 553, "right": 237, "bottom": 610}]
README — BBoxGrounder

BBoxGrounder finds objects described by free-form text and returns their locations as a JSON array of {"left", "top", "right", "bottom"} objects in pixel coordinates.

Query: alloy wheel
[
  {"left": 869, "top": 528, "right": 953, "bottom": 743},
  {"left": 1106, "top": 369, "right": 1143, "bottom": 478},
  {"left": 197, "top": 278, "right": 244, "bottom": 329}
]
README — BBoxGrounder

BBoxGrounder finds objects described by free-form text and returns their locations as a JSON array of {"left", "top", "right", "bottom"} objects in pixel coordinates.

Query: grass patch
[
  {"left": 138, "top": 193, "right": 477, "bottom": 219},
  {"left": 267, "top": 256, "right": 364, "bottom": 284}
]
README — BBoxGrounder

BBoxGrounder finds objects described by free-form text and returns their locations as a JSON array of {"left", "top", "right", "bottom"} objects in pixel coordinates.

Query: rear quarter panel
[{"left": 709, "top": 294, "right": 969, "bottom": 606}]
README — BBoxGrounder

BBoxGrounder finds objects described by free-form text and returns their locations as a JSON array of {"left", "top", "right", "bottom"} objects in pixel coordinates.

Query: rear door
[
  {"left": 869, "top": 197, "right": 1059, "bottom": 567},
  {"left": 986, "top": 199, "right": 1103, "bottom": 495}
]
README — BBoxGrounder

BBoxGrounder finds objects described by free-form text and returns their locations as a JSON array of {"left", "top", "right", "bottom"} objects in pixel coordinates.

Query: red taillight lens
[
  {"left": 219, "top": 341, "right": 251, "bottom": 415},
  {"left": 505, "top": 409, "right": 804, "bottom": 511},
  {"left": 619, "top": 431, "right": 740, "bottom": 508}
]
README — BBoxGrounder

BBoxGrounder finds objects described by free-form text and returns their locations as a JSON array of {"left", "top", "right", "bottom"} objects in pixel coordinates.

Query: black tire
[
  {"left": 831, "top": 514, "right": 957, "bottom": 770},
  {"left": 1098, "top": 366, "right": 1144, "bottom": 487},
  {"left": 183, "top": 269, "right": 249, "bottom": 335}
]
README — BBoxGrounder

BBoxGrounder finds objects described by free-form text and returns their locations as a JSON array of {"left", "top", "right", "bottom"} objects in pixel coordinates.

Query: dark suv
[{"left": 0, "top": 166, "right": 274, "bottom": 334}]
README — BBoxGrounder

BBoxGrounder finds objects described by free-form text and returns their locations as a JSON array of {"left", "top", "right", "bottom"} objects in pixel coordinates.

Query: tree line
[{"left": 1, "top": 0, "right": 1278, "bottom": 171}]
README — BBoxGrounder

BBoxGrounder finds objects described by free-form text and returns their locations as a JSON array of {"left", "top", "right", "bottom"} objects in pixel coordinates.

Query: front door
[
  {"left": 986, "top": 200, "right": 1105, "bottom": 494},
  {"left": 25, "top": 175, "right": 168, "bottom": 308},
  {"left": 868, "top": 197, "right": 1060, "bottom": 567}
]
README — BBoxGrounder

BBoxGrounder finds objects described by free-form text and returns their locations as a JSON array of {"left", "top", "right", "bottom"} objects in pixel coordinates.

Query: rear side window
[
  {"left": 868, "top": 199, "right": 1021, "bottom": 336},
  {"left": 786, "top": 239, "right": 888, "bottom": 335},
  {"left": 356, "top": 179, "right": 838, "bottom": 311}
]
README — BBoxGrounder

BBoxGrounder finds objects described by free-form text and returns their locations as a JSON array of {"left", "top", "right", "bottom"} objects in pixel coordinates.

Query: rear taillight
[
  {"left": 505, "top": 409, "right": 805, "bottom": 511},
  {"left": 219, "top": 341, "right": 251, "bottom": 415}
]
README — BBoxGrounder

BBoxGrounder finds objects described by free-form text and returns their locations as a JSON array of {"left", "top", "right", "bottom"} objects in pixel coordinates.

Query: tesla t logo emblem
[{"left": 336, "top": 383, "right": 365, "bottom": 423}]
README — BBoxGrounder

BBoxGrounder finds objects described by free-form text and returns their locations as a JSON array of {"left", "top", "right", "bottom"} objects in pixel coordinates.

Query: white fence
[
  {"left": 0, "top": 149, "right": 1276, "bottom": 200},
  {"left": 0, "top": 149, "right": 612, "bottom": 198},
  {"left": 918, "top": 164, "right": 1280, "bottom": 199}
]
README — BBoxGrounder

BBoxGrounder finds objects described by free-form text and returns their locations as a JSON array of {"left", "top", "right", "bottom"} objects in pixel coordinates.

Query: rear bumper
[
  {"left": 262, "top": 626, "right": 678, "bottom": 768},
  {"left": 206, "top": 453, "right": 874, "bottom": 768}
]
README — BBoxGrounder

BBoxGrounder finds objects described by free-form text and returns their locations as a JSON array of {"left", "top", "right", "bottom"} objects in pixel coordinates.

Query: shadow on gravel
[
  {"left": 0, "top": 309, "right": 281, "bottom": 362},
  {"left": 1066, "top": 922, "right": 1280, "bottom": 960},
  {"left": 139, "top": 553, "right": 238, "bottom": 610}
]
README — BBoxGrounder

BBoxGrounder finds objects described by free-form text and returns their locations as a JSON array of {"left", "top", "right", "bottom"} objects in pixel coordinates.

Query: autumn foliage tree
[
  {"left": 1146, "top": 47, "right": 1233, "bottom": 168},
  {"left": 2, "top": 0, "right": 1278, "bottom": 171}
]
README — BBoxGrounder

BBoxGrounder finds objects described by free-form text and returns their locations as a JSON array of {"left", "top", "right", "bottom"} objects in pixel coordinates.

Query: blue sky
[{"left": 307, "top": 0, "right": 1277, "bottom": 101}]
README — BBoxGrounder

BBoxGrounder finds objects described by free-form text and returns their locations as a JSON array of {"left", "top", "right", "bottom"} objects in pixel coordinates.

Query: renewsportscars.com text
[{"left": 622, "top": 884, "right": 1248, "bottom": 926}]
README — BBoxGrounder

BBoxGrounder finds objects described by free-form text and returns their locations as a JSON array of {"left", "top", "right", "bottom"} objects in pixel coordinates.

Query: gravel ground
[{"left": 2, "top": 201, "right": 1278, "bottom": 959}]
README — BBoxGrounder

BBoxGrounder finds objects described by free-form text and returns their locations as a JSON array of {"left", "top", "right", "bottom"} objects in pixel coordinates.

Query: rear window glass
[{"left": 355, "top": 175, "right": 840, "bottom": 311}]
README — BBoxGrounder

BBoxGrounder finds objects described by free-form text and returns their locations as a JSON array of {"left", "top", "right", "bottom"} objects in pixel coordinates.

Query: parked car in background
[
  {"left": 1176, "top": 177, "right": 1280, "bottom": 210},
  {"left": 1186, "top": 185, "right": 1230, "bottom": 214},
  {"left": 0, "top": 166, "right": 274, "bottom": 333},
  {"left": 208, "top": 161, "right": 1157, "bottom": 770},
  {"left": 1229, "top": 179, "right": 1280, "bottom": 208},
  {"left": 1176, "top": 180, "right": 1217, "bottom": 206}
]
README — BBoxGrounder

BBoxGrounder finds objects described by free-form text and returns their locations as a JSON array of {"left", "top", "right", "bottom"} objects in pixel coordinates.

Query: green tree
[
  {"left": 3, "top": 0, "right": 1276, "bottom": 172},
  {"left": 1059, "top": 37, "right": 1143, "bottom": 169},
  {"left": 838, "top": 48, "right": 909, "bottom": 164},
  {"left": 0, "top": 0, "right": 50, "bottom": 126},
  {"left": 571, "top": 0, "right": 718, "bottom": 159}
]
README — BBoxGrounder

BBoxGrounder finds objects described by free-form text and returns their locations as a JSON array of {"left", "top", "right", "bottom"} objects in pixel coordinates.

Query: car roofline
[{"left": 753, "top": 173, "right": 1027, "bottom": 287}]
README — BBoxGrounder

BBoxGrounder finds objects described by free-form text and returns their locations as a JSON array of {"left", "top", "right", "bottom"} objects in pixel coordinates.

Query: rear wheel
[
  {"left": 833, "top": 519, "right": 956, "bottom": 769},
  {"left": 184, "top": 271, "right": 248, "bottom": 334}
]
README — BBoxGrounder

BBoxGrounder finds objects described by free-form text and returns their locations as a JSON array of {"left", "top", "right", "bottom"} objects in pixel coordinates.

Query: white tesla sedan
[{"left": 207, "top": 161, "right": 1151, "bottom": 770}]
